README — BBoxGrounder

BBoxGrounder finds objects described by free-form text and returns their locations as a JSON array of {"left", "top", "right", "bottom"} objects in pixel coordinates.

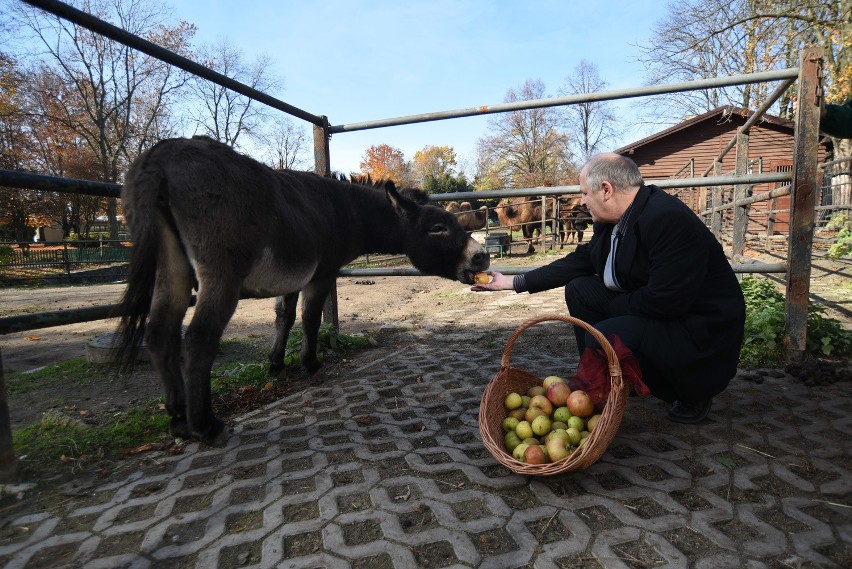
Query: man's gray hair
[{"left": 584, "top": 154, "right": 643, "bottom": 192}]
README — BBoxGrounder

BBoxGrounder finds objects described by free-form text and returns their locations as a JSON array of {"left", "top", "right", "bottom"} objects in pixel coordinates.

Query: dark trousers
[{"left": 564, "top": 276, "right": 680, "bottom": 402}]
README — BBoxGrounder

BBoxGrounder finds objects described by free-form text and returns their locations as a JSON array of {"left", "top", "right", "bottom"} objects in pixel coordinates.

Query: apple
[
  {"left": 586, "top": 414, "right": 602, "bottom": 432},
  {"left": 515, "top": 420, "right": 534, "bottom": 441},
  {"left": 523, "top": 444, "right": 547, "bottom": 465},
  {"left": 524, "top": 406, "right": 546, "bottom": 423},
  {"left": 527, "top": 386, "right": 546, "bottom": 398},
  {"left": 551, "top": 421, "right": 568, "bottom": 432},
  {"left": 545, "top": 437, "right": 571, "bottom": 462},
  {"left": 542, "top": 375, "right": 565, "bottom": 389},
  {"left": 546, "top": 381, "right": 572, "bottom": 407},
  {"left": 502, "top": 416, "right": 520, "bottom": 432},
  {"left": 567, "top": 390, "right": 595, "bottom": 418},
  {"left": 565, "top": 427, "right": 582, "bottom": 445},
  {"left": 509, "top": 408, "right": 526, "bottom": 421},
  {"left": 553, "top": 406, "right": 572, "bottom": 424},
  {"left": 504, "top": 392, "right": 523, "bottom": 410},
  {"left": 529, "top": 395, "right": 554, "bottom": 416},
  {"left": 521, "top": 395, "right": 531, "bottom": 408},
  {"left": 567, "top": 415, "right": 585, "bottom": 432},
  {"left": 522, "top": 437, "right": 540, "bottom": 447},
  {"left": 512, "top": 443, "right": 530, "bottom": 461},
  {"left": 504, "top": 431, "right": 522, "bottom": 452},
  {"left": 580, "top": 430, "right": 591, "bottom": 439},
  {"left": 531, "top": 415, "right": 552, "bottom": 437},
  {"left": 549, "top": 429, "right": 570, "bottom": 444}
]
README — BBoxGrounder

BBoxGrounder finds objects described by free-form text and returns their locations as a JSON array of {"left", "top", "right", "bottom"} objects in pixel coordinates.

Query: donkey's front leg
[
  {"left": 299, "top": 279, "right": 335, "bottom": 375},
  {"left": 268, "top": 292, "right": 300, "bottom": 376}
]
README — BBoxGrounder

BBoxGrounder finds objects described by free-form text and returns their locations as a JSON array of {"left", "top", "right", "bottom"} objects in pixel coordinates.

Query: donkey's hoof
[
  {"left": 304, "top": 360, "right": 322, "bottom": 376},
  {"left": 268, "top": 362, "right": 285, "bottom": 377},
  {"left": 169, "top": 417, "right": 191, "bottom": 439},
  {"left": 194, "top": 418, "right": 228, "bottom": 447}
]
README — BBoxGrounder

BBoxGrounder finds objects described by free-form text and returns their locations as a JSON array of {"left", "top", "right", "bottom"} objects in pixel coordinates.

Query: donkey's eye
[{"left": 429, "top": 224, "right": 447, "bottom": 235}]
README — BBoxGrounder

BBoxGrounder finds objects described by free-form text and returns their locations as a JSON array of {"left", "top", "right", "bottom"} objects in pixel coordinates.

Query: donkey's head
[{"left": 385, "top": 183, "right": 489, "bottom": 284}]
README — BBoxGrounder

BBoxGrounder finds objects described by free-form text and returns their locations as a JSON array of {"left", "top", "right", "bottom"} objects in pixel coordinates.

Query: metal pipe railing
[
  {"left": 332, "top": 68, "right": 800, "bottom": 133},
  {"left": 20, "top": 0, "right": 324, "bottom": 127}
]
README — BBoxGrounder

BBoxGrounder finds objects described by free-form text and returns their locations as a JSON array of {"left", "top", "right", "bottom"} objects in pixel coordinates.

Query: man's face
[{"left": 579, "top": 172, "right": 606, "bottom": 223}]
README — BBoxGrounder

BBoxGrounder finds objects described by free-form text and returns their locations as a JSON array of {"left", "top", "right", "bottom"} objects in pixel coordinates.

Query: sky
[{"left": 167, "top": 0, "right": 674, "bottom": 175}]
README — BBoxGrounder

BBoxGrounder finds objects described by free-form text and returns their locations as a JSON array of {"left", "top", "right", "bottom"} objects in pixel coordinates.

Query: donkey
[
  {"left": 557, "top": 196, "right": 590, "bottom": 248},
  {"left": 114, "top": 136, "right": 489, "bottom": 445}
]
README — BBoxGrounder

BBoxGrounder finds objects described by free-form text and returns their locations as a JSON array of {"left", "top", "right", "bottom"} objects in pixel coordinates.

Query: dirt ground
[{"left": 1, "top": 248, "right": 849, "bottom": 433}]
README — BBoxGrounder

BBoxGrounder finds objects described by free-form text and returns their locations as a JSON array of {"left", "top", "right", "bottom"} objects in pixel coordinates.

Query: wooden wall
[{"left": 621, "top": 115, "right": 830, "bottom": 236}]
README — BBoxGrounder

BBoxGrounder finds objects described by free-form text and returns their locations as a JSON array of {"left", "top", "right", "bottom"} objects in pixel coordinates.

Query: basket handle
[{"left": 500, "top": 313, "right": 622, "bottom": 383}]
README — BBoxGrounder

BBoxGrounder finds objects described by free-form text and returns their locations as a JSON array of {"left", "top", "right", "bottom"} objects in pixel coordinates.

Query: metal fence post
[{"left": 784, "top": 47, "right": 823, "bottom": 362}]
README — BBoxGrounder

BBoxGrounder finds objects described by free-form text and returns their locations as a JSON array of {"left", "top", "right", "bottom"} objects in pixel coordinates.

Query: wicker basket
[{"left": 479, "top": 314, "right": 629, "bottom": 476}]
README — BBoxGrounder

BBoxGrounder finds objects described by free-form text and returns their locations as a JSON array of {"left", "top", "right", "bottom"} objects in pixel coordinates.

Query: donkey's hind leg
[
  {"left": 182, "top": 278, "right": 241, "bottom": 446},
  {"left": 145, "top": 231, "right": 194, "bottom": 439},
  {"left": 299, "top": 279, "right": 335, "bottom": 375},
  {"left": 268, "top": 292, "right": 300, "bottom": 376}
]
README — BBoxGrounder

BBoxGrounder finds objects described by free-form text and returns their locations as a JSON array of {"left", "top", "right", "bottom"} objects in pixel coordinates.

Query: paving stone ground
[{"left": 1, "top": 286, "right": 850, "bottom": 568}]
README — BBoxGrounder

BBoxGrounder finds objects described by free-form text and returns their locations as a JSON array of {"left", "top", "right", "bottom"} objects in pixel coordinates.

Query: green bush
[
  {"left": 739, "top": 275, "right": 851, "bottom": 368},
  {"left": 825, "top": 214, "right": 851, "bottom": 259}
]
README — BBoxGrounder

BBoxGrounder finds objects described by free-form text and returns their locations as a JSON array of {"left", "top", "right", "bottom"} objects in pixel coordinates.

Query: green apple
[
  {"left": 549, "top": 428, "right": 570, "bottom": 444},
  {"left": 521, "top": 395, "right": 531, "bottom": 408},
  {"left": 565, "top": 427, "right": 582, "bottom": 445},
  {"left": 504, "top": 392, "right": 523, "bottom": 410},
  {"left": 553, "top": 406, "right": 572, "bottom": 424},
  {"left": 502, "top": 416, "right": 520, "bottom": 432},
  {"left": 531, "top": 415, "right": 552, "bottom": 436},
  {"left": 504, "top": 431, "right": 522, "bottom": 452},
  {"left": 512, "top": 443, "right": 530, "bottom": 461},
  {"left": 567, "top": 415, "right": 585, "bottom": 432},
  {"left": 515, "top": 420, "right": 534, "bottom": 441}
]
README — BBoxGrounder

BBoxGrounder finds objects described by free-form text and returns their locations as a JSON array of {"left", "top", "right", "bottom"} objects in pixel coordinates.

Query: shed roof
[{"left": 613, "top": 105, "right": 797, "bottom": 155}]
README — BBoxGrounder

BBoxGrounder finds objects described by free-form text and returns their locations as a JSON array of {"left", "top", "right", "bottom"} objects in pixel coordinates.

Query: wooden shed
[{"left": 614, "top": 106, "right": 833, "bottom": 236}]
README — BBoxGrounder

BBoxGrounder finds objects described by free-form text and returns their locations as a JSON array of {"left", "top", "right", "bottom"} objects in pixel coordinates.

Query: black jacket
[{"left": 524, "top": 184, "right": 745, "bottom": 395}]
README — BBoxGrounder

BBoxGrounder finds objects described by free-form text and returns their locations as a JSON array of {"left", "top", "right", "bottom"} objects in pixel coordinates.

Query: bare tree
[
  {"left": 476, "top": 79, "right": 577, "bottom": 188},
  {"left": 12, "top": 0, "right": 194, "bottom": 239},
  {"left": 265, "top": 116, "right": 310, "bottom": 170},
  {"left": 559, "top": 60, "right": 617, "bottom": 160},
  {"left": 636, "top": 0, "right": 848, "bottom": 123},
  {"left": 188, "top": 38, "right": 279, "bottom": 149}
]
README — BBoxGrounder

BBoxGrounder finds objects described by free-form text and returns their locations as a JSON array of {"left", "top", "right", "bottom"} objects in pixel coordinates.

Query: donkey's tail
[{"left": 112, "top": 159, "right": 166, "bottom": 371}]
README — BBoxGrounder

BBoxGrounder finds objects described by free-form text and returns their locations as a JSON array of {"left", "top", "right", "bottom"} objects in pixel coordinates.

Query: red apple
[{"left": 546, "top": 381, "right": 572, "bottom": 407}]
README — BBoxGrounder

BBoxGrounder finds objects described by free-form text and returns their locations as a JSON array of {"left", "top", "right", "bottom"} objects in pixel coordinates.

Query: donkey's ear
[{"left": 386, "top": 184, "right": 418, "bottom": 219}]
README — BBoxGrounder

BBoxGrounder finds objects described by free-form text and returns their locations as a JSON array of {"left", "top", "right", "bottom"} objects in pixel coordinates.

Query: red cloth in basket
[{"left": 569, "top": 334, "right": 650, "bottom": 408}]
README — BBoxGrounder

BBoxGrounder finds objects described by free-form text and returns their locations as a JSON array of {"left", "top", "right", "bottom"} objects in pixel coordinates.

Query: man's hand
[{"left": 471, "top": 271, "right": 515, "bottom": 292}]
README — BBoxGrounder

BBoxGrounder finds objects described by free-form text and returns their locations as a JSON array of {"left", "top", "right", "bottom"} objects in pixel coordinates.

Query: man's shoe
[{"left": 667, "top": 399, "right": 712, "bottom": 424}]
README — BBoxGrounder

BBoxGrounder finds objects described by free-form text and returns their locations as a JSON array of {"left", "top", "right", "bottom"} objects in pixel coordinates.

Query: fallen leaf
[
  {"left": 25, "top": 336, "right": 42, "bottom": 341},
  {"left": 356, "top": 416, "right": 373, "bottom": 425},
  {"left": 125, "top": 443, "right": 155, "bottom": 455}
]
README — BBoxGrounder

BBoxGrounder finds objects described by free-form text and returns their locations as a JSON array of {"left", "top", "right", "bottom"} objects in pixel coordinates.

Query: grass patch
[
  {"left": 739, "top": 275, "right": 852, "bottom": 368},
  {"left": 14, "top": 404, "right": 169, "bottom": 473},
  {"left": 5, "top": 358, "right": 113, "bottom": 395}
]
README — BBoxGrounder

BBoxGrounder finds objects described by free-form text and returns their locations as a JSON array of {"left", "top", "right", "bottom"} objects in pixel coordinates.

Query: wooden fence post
[
  {"left": 733, "top": 129, "right": 750, "bottom": 258},
  {"left": 0, "top": 348, "right": 16, "bottom": 482},
  {"left": 784, "top": 47, "right": 823, "bottom": 362},
  {"left": 711, "top": 161, "right": 723, "bottom": 237},
  {"left": 313, "top": 117, "right": 339, "bottom": 332}
]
